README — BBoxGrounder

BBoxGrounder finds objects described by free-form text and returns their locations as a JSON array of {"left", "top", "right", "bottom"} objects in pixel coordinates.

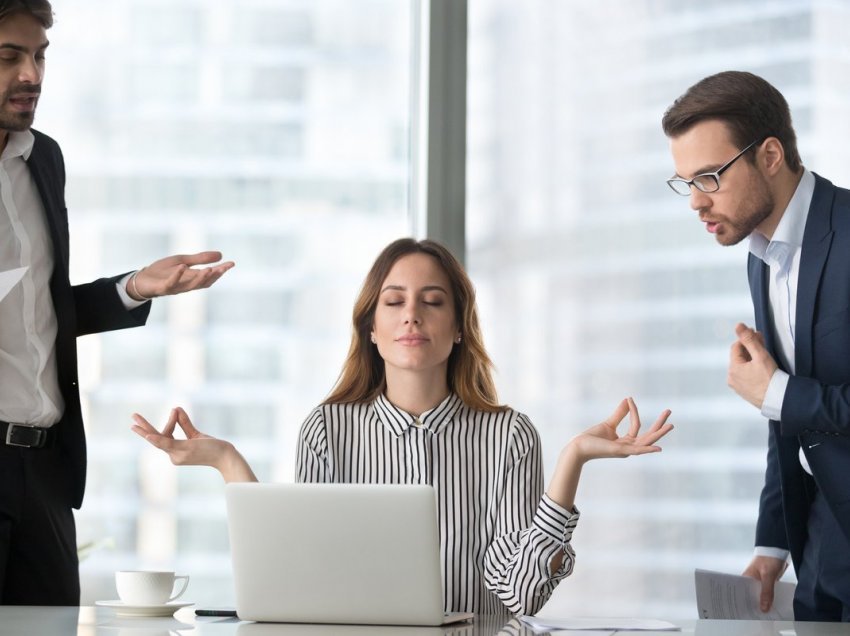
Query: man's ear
[{"left": 760, "top": 137, "right": 786, "bottom": 177}]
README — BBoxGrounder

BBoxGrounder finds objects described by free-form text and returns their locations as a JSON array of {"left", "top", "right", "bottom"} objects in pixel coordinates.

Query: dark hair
[
  {"left": 324, "top": 238, "right": 505, "bottom": 412},
  {"left": 0, "top": 0, "right": 53, "bottom": 28},
  {"left": 662, "top": 71, "right": 801, "bottom": 172}
]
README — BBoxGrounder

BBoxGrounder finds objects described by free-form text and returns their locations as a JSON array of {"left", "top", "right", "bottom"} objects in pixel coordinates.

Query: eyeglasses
[{"left": 666, "top": 139, "right": 761, "bottom": 196}]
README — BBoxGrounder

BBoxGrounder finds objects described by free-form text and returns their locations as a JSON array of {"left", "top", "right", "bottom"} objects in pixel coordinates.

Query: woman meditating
[{"left": 132, "top": 237, "right": 673, "bottom": 615}]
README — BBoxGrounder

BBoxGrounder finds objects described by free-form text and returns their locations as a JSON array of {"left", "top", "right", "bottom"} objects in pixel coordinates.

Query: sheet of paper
[
  {"left": 694, "top": 568, "right": 795, "bottom": 620},
  {"left": 520, "top": 615, "right": 679, "bottom": 632},
  {"left": 0, "top": 267, "right": 27, "bottom": 303}
]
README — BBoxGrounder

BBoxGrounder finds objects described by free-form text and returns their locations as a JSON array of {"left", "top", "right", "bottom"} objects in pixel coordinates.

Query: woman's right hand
[{"left": 131, "top": 407, "right": 257, "bottom": 482}]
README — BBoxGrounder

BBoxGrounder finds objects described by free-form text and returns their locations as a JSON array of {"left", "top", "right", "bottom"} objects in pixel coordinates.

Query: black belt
[{"left": 1, "top": 421, "right": 53, "bottom": 449}]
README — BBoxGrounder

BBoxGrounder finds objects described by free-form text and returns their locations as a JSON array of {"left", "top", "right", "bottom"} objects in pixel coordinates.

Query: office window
[
  {"left": 40, "top": 0, "right": 414, "bottom": 604},
  {"left": 467, "top": 0, "right": 850, "bottom": 619}
]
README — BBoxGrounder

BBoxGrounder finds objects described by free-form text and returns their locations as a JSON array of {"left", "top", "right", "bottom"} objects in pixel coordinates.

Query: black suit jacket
[
  {"left": 25, "top": 129, "right": 150, "bottom": 509},
  {"left": 749, "top": 173, "right": 850, "bottom": 571}
]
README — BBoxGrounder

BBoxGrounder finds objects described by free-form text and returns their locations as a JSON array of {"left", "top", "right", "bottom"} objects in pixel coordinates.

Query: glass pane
[
  {"left": 39, "top": 0, "right": 414, "bottom": 605},
  {"left": 467, "top": 0, "right": 850, "bottom": 618}
]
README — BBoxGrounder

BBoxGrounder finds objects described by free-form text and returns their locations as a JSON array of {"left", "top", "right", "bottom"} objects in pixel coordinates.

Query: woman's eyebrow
[{"left": 380, "top": 284, "right": 448, "bottom": 293}]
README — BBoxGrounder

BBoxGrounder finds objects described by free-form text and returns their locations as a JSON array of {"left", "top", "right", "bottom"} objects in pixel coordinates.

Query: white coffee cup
[{"left": 115, "top": 570, "right": 190, "bottom": 606}]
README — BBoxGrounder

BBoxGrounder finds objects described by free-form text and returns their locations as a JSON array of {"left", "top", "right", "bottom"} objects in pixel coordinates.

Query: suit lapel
[
  {"left": 795, "top": 173, "right": 835, "bottom": 378},
  {"left": 748, "top": 253, "right": 777, "bottom": 357},
  {"left": 25, "top": 133, "right": 69, "bottom": 272}
]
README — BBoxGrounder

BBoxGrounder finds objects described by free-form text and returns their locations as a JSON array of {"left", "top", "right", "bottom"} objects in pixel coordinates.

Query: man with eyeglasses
[{"left": 663, "top": 71, "right": 850, "bottom": 622}]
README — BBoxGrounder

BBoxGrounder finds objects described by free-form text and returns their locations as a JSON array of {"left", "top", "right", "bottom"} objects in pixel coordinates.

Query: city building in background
[
  {"left": 31, "top": 0, "right": 850, "bottom": 617},
  {"left": 39, "top": 0, "right": 413, "bottom": 605},
  {"left": 467, "top": 0, "right": 850, "bottom": 618}
]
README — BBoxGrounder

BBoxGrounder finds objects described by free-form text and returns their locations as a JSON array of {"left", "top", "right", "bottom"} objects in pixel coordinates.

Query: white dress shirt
[
  {"left": 295, "top": 393, "right": 579, "bottom": 615},
  {"left": 0, "top": 130, "right": 64, "bottom": 427},
  {"left": 0, "top": 130, "right": 145, "bottom": 427},
  {"left": 748, "top": 168, "right": 815, "bottom": 561}
]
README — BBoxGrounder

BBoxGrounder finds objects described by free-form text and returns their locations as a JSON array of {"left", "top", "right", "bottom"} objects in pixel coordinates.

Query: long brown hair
[{"left": 324, "top": 238, "right": 505, "bottom": 412}]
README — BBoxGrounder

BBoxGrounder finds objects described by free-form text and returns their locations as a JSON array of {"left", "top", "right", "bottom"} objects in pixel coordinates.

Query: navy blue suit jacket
[
  {"left": 749, "top": 173, "right": 850, "bottom": 572},
  {"left": 25, "top": 129, "right": 151, "bottom": 509}
]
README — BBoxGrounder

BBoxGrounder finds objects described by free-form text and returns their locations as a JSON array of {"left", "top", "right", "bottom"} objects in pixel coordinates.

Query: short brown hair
[
  {"left": 662, "top": 71, "right": 801, "bottom": 172},
  {"left": 0, "top": 0, "right": 53, "bottom": 28},
  {"left": 325, "top": 238, "right": 505, "bottom": 412}
]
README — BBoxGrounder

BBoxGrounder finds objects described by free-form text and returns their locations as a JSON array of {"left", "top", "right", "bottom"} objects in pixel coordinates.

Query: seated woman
[{"left": 132, "top": 238, "right": 673, "bottom": 616}]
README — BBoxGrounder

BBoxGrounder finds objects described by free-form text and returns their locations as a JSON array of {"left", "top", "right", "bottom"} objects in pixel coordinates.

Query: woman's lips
[{"left": 396, "top": 334, "right": 428, "bottom": 345}]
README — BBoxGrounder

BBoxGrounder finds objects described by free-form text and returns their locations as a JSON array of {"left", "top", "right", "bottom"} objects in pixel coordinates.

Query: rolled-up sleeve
[{"left": 483, "top": 414, "right": 580, "bottom": 615}]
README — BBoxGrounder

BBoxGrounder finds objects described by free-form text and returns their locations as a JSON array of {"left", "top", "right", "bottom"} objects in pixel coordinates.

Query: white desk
[{"left": 0, "top": 606, "right": 848, "bottom": 635}]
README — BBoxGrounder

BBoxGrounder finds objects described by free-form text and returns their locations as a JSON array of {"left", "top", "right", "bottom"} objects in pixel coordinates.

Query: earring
[
  {"left": 370, "top": 334, "right": 377, "bottom": 344},
  {"left": 456, "top": 335, "right": 462, "bottom": 344}
]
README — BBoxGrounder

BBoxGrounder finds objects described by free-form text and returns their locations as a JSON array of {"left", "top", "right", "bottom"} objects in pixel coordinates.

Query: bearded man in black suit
[{"left": 0, "top": 0, "right": 233, "bottom": 604}]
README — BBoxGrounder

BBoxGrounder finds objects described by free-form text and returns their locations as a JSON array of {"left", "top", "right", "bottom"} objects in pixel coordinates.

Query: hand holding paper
[{"left": 694, "top": 568, "right": 795, "bottom": 620}]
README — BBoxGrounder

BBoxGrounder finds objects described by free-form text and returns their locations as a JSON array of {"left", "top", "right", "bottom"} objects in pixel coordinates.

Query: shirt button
[{"left": 413, "top": 417, "right": 423, "bottom": 427}]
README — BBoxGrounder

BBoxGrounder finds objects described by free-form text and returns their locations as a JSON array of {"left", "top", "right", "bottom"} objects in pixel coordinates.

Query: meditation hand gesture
[
  {"left": 569, "top": 397, "right": 673, "bottom": 462},
  {"left": 131, "top": 407, "right": 257, "bottom": 482},
  {"left": 547, "top": 397, "right": 673, "bottom": 511}
]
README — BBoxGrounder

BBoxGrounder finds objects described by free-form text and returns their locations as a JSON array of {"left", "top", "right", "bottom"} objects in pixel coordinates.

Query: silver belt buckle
[{"left": 5, "top": 423, "right": 43, "bottom": 448}]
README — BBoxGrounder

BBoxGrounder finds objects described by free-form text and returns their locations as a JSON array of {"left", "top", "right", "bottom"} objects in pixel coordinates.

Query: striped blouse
[{"left": 294, "top": 392, "right": 580, "bottom": 615}]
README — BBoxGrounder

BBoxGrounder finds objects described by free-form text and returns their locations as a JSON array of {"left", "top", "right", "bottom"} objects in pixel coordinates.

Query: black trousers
[
  {"left": 0, "top": 442, "right": 79, "bottom": 605},
  {"left": 794, "top": 488, "right": 850, "bottom": 621}
]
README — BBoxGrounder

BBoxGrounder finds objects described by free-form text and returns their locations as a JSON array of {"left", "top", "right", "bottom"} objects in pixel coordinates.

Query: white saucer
[{"left": 95, "top": 599, "right": 194, "bottom": 618}]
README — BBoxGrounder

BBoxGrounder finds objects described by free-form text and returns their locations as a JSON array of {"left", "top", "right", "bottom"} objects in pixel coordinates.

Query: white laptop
[{"left": 225, "top": 482, "right": 475, "bottom": 626}]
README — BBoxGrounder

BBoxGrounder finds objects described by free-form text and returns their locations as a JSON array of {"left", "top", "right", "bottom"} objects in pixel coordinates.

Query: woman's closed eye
[
  {"left": 382, "top": 294, "right": 404, "bottom": 306},
  {"left": 380, "top": 290, "right": 446, "bottom": 307}
]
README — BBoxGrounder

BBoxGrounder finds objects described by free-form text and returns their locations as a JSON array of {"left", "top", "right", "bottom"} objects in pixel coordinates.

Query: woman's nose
[{"left": 403, "top": 303, "right": 422, "bottom": 324}]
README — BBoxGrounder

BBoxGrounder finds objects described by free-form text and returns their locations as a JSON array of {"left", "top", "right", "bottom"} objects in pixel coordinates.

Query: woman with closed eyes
[{"left": 132, "top": 237, "right": 673, "bottom": 616}]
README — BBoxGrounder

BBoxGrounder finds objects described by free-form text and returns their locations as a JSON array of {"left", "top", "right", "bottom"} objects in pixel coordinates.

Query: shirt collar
[
  {"left": 749, "top": 169, "right": 815, "bottom": 267},
  {"left": 1, "top": 130, "right": 35, "bottom": 161},
  {"left": 373, "top": 392, "right": 462, "bottom": 437}
]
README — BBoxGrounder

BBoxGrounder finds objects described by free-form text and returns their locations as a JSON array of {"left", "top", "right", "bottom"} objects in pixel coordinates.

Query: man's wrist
[
  {"left": 760, "top": 369, "right": 790, "bottom": 421},
  {"left": 116, "top": 272, "right": 149, "bottom": 309},
  {"left": 754, "top": 545, "right": 790, "bottom": 561}
]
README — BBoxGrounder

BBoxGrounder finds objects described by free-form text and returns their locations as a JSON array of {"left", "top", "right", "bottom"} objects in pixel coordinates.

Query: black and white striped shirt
[{"left": 295, "top": 392, "right": 579, "bottom": 615}]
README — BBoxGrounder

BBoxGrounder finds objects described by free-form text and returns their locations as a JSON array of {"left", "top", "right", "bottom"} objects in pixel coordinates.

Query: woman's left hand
[
  {"left": 568, "top": 397, "right": 673, "bottom": 464},
  {"left": 546, "top": 397, "right": 673, "bottom": 512}
]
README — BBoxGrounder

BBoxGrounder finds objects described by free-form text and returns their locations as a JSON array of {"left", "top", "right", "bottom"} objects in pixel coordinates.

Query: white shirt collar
[
  {"left": 0, "top": 129, "right": 35, "bottom": 162},
  {"left": 373, "top": 392, "right": 462, "bottom": 437},
  {"left": 749, "top": 168, "right": 815, "bottom": 264}
]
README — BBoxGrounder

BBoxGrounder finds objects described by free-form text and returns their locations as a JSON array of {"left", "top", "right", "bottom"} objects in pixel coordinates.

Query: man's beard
[
  {"left": 714, "top": 173, "right": 774, "bottom": 246},
  {"left": 0, "top": 86, "right": 40, "bottom": 132},
  {"left": 0, "top": 109, "right": 35, "bottom": 131}
]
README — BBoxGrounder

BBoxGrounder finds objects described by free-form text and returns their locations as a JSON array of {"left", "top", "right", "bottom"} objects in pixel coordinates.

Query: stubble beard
[
  {"left": 0, "top": 86, "right": 39, "bottom": 133},
  {"left": 0, "top": 110, "right": 35, "bottom": 132},
  {"left": 714, "top": 174, "right": 775, "bottom": 246}
]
